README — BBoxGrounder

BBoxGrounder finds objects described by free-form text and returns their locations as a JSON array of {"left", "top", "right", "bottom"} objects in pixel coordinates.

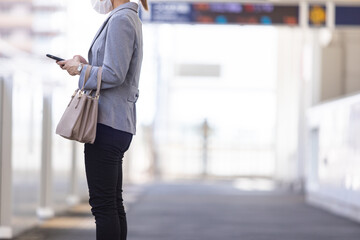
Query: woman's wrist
[{"left": 77, "top": 63, "right": 83, "bottom": 75}]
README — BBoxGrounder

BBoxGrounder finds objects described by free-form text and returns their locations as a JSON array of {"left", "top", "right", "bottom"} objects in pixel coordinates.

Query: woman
[{"left": 57, "top": 0, "right": 147, "bottom": 239}]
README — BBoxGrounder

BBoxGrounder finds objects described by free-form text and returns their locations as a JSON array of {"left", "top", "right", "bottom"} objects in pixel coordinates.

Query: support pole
[
  {"left": 0, "top": 75, "right": 13, "bottom": 239},
  {"left": 201, "top": 119, "right": 209, "bottom": 177}
]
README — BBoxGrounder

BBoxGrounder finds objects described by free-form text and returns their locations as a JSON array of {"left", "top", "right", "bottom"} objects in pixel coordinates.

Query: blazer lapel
[
  {"left": 88, "top": 2, "right": 139, "bottom": 60},
  {"left": 88, "top": 16, "right": 112, "bottom": 57}
]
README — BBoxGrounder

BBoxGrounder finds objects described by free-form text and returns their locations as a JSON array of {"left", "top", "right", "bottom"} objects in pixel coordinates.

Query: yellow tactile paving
[
  {"left": 40, "top": 216, "right": 95, "bottom": 230},
  {"left": 68, "top": 203, "right": 92, "bottom": 214}
]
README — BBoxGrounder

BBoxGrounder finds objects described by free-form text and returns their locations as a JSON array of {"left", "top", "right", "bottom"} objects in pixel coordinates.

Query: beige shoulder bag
[{"left": 56, "top": 66, "right": 102, "bottom": 144}]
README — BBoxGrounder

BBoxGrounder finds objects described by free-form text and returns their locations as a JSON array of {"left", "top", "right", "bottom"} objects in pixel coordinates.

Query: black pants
[{"left": 84, "top": 123, "right": 133, "bottom": 240}]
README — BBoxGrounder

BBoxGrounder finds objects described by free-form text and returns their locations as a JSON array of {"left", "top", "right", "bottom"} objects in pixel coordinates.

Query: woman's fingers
[
  {"left": 56, "top": 60, "right": 67, "bottom": 70},
  {"left": 57, "top": 60, "right": 66, "bottom": 66},
  {"left": 56, "top": 58, "right": 81, "bottom": 76}
]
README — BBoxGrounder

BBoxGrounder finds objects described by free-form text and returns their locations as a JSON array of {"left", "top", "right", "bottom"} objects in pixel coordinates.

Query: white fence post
[
  {"left": 37, "top": 93, "right": 54, "bottom": 219},
  {"left": 67, "top": 141, "right": 80, "bottom": 205}
]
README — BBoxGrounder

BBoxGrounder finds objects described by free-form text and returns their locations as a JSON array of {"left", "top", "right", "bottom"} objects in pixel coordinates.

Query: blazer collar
[
  {"left": 88, "top": 2, "right": 139, "bottom": 57},
  {"left": 109, "top": 2, "right": 139, "bottom": 17}
]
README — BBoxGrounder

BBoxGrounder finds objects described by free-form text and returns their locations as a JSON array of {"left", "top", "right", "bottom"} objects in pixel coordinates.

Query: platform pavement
[{"left": 11, "top": 180, "right": 360, "bottom": 240}]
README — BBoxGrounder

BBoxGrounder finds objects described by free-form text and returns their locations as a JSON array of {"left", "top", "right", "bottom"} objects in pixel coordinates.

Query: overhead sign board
[
  {"left": 150, "top": 2, "right": 192, "bottom": 23},
  {"left": 335, "top": 6, "right": 360, "bottom": 26},
  {"left": 142, "top": 2, "right": 299, "bottom": 26},
  {"left": 192, "top": 3, "right": 298, "bottom": 25},
  {"left": 309, "top": 5, "right": 326, "bottom": 27}
]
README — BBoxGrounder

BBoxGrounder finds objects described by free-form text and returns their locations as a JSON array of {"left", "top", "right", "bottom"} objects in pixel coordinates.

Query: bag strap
[
  {"left": 81, "top": 65, "right": 93, "bottom": 90},
  {"left": 95, "top": 67, "right": 102, "bottom": 98}
]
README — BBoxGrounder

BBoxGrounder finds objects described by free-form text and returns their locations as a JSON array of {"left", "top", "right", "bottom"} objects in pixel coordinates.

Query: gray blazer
[{"left": 78, "top": 2, "right": 143, "bottom": 135}]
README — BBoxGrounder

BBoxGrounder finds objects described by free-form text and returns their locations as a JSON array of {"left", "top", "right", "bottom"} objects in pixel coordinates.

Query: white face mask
[{"left": 91, "top": 0, "right": 113, "bottom": 14}]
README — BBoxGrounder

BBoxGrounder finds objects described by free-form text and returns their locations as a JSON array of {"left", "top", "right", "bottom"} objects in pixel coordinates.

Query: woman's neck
[{"left": 113, "top": 0, "right": 130, "bottom": 9}]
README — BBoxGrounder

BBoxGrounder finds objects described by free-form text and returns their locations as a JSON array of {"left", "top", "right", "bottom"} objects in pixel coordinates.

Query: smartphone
[{"left": 46, "top": 54, "right": 65, "bottom": 62}]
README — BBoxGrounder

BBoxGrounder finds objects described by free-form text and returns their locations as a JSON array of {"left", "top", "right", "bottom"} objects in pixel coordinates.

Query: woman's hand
[
  {"left": 74, "top": 55, "right": 88, "bottom": 64},
  {"left": 57, "top": 55, "right": 86, "bottom": 76}
]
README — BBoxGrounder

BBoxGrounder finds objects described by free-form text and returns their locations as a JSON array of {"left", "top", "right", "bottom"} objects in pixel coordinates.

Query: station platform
[{"left": 12, "top": 181, "right": 360, "bottom": 240}]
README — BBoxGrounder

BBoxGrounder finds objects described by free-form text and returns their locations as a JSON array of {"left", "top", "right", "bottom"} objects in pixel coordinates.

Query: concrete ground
[{"left": 11, "top": 181, "right": 360, "bottom": 240}]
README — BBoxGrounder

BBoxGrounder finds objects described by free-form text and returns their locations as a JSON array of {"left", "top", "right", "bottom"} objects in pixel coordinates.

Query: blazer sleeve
[{"left": 78, "top": 15, "right": 135, "bottom": 90}]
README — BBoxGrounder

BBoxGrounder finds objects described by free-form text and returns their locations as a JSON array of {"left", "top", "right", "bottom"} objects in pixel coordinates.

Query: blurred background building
[
  {"left": 0, "top": 0, "right": 64, "bottom": 54},
  {"left": 1, "top": 0, "right": 360, "bottom": 238}
]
